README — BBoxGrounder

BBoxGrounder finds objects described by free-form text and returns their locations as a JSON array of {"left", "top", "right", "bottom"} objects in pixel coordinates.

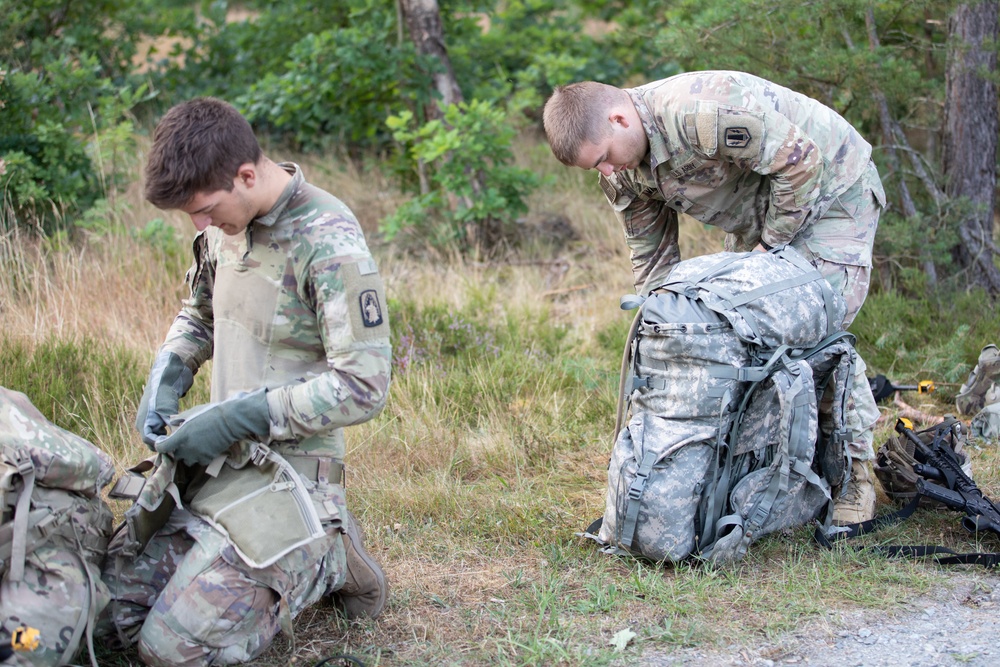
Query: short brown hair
[
  {"left": 144, "top": 97, "right": 262, "bottom": 209},
  {"left": 542, "top": 82, "right": 623, "bottom": 165}
]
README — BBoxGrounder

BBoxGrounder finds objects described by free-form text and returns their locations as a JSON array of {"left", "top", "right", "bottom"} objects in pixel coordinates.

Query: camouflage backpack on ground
[
  {"left": 584, "top": 246, "right": 855, "bottom": 565},
  {"left": 955, "top": 345, "right": 1000, "bottom": 441},
  {"left": 0, "top": 387, "right": 114, "bottom": 667}
]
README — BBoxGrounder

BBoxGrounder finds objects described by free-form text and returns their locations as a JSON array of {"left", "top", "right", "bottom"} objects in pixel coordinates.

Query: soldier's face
[
  {"left": 573, "top": 118, "right": 648, "bottom": 177},
  {"left": 180, "top": 176, "right": 257, "bottom": 236}
]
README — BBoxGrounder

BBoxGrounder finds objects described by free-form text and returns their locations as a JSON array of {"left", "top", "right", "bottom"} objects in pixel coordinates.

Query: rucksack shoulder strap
[{"left": 4, "top": 445, "right": 37, "bottom": 581}]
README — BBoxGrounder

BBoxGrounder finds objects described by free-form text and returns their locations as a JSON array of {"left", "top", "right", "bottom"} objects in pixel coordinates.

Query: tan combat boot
[
  {"left": 334, "top": 509, "right": 387, "bottom": 620},
  {"left": 833, "top": 458, "right": 877, "bottom": 525}
]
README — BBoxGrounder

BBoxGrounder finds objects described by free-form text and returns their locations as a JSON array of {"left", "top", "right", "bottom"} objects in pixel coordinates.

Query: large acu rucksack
[
  {"left": 586, "top": 246, "right": 856, "bottom": 565},
  {"left": 0, "top": 387, "right": 114, "bottom": 667}
]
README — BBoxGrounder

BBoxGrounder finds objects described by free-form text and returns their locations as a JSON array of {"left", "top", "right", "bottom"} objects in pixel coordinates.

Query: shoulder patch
[
  {"left": 341, "top": 259, "right": 390, "bottom": 341},
  {"left": 717, "top": 110, "right": 763, "bottom": 161}
]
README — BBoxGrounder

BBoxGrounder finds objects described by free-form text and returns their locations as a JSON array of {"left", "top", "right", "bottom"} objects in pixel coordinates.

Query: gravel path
[{"left": 633, "top": 571, "right": 1000, "bottom": 666}]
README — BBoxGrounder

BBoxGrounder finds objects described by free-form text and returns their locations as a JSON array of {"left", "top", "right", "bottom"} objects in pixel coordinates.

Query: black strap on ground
[
  {"left": 313, "top": 655, "right": 366, "bottom": 667},
  {"left": 814, "top": 494, "right": 1000, "bottom": 568}
]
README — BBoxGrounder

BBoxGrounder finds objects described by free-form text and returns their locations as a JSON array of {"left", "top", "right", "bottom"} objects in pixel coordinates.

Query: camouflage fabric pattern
[
  {"left": 0, "top": 387, "right": 115, "bottom": 497},
  {"left": 599, "top": 71, "right": 882, "bottom": 295},
  {"left": 630, "top": 292, "right": 749, "bottom": 419},
  {"left": 161, "top": 163, "right": 391, "bottom": 461},
  {"left": 956, "top": 344, "right": 1000, "bottom": 441},
  {"left": 660, "top": 246, "right": 846, "bottom": 348},
  {"left": 2, "top": 539, "right": 111, "bottom": 667},
  {"left": 0, "top": 387, "right": 115, "bottom": 666},
  {"left": 100, "top": 493, "right": 346, "bottom": 665},
  {"left": 956, "top": 344, "right": 1000, "bottom": 416},
  {"left": 600, "top": 251, "right": 862, "bottom": 563},
  {"left": 601, "top": 415, "right": 715, "bottom": 562}
]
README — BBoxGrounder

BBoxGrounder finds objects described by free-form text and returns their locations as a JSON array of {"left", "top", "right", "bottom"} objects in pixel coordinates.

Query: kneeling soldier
[{"left": 98, "top": 98, "right": 391, "bottom": 666}]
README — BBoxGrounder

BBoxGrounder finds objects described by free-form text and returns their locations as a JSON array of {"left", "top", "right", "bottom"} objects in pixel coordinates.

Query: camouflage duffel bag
[{"left": 0, "top": 386, "right": 115, "bottom": 667}]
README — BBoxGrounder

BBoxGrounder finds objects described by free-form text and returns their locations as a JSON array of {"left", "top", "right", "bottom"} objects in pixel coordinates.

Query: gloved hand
[
  {"left": 154, "top": 388, "right": 271, "bottom": 467},
  {"left": 135, "top": 351, "right": 195, "bottom": 448}
]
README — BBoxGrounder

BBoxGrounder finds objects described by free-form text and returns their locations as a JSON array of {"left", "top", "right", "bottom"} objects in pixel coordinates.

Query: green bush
[
  {"left": 238, "top": 27, "right": 430, "bottom": 152},
  {"left": 382, "top": 100, "right": 543, "bottom": 252},
  {"left": 0, "top": 1, "right": 154, "bottom": 233}
]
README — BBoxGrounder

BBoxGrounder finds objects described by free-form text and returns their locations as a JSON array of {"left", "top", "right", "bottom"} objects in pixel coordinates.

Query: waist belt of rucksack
[{"left": 283, "top": 454, "right": 345, "bottom": 487}]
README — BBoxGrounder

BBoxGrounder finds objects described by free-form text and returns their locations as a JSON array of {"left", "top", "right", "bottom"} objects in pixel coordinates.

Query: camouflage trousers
[
  {"left": 96, "top": 505, "right": 347, "bottom": 667},
  {"left": 792, "top": 161, "right": 883, "bottom": 462}
]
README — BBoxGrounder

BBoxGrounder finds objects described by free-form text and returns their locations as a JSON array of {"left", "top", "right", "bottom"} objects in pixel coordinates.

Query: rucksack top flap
[
  {"left": 660, "top": 247, "right": 847, "bottom": 348},
  {"left": 0, "top": 387, "right": 115, "bottom": 496}
]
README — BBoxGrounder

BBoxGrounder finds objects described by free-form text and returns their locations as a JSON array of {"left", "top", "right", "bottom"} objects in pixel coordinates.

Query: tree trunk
[
  {"left": 943, "top": 1, "right": 1000, "bottom": 295},
  {"left": 399, "top": 0, "right": 500, "bottom": 253},
  {"left": 399, "top": 0, "right": 464, "bottom": 120}
]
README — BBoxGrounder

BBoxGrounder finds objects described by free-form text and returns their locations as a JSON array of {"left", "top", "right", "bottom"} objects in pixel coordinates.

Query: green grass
[{"left": 7, "top": 282, "right": 1000, "bottom": 666}]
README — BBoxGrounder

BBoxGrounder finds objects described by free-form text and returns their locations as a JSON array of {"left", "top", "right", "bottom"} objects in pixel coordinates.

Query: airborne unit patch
[{"left": 359, "top": 289, "right": 384, "bottom": 328}]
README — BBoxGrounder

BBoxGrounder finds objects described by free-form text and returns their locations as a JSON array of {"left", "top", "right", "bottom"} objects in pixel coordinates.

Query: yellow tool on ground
[{"left": 869, "top": 374, "right": 937, "bottom": 401}]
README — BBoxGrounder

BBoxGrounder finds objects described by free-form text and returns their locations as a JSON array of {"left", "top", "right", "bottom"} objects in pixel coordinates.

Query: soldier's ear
[{"left": 235, "top": 163, "right": 257, "bottom": 189}]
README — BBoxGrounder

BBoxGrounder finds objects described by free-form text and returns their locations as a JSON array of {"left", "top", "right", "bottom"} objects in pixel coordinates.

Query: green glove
[
  {"left": 135, "top": 351, "right": 194, "bottom": 448},
  {"left": 154, "top": 389, "right": 271, "bottom": 467}
]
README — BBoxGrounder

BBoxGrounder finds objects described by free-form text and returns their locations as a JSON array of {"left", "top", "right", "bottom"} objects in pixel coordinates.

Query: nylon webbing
[
  {"left": 8, "top": 448, "right": 36, "bottom": 581},
  {"left": 620, "top": 450, "right": 657, "bottom": 549}
]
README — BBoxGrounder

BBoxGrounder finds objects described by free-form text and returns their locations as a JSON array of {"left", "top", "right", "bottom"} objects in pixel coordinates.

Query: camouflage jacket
[
  {"left": 160, "top": 164, "right": 391, "bottom": 460},
  {"left": 601, "top": 70, "right": 877, "bottom": 294}
]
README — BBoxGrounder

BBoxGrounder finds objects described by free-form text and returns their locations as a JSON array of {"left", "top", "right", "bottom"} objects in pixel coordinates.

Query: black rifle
[{"left": 895, "top": 417, "right": 1000, "bottom": 540}]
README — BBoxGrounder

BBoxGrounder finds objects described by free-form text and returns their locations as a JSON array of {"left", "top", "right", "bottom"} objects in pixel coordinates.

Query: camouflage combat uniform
[
  {"left": 99, "top": 164, "right": 391, "bottom": 666},
  {"left": 600, "top": 70, "right": 883, "bottom": 460}
]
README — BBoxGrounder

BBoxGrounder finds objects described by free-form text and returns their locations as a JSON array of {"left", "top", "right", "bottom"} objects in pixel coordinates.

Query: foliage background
[{"left": 2, "top": 1, "right": 1000, "bottom": 665}]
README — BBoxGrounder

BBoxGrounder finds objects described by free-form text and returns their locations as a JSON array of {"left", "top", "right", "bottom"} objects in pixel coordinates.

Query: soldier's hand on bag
[
  {"left": 135, "top": 351, "right": 195, "bottom": 448},
  {"left": 155, "top": 388, "right": 271, "bottom": 467}
]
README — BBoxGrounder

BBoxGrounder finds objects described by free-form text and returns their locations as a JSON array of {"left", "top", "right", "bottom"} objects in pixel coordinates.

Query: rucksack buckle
[
  {"left": 250, "top": 443, "right": 272, "bottom": 467},
  {"left": 627, "top": 474, "right": 648, "bottom": 501}
]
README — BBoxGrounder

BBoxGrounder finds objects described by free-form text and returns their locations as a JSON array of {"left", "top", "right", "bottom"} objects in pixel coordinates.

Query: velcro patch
[
  {"left": 341, "top": 260, "right": 389, "bottom": 341},
  {"left": 599, "top": 174, "right": 618, "bottom": 204}
]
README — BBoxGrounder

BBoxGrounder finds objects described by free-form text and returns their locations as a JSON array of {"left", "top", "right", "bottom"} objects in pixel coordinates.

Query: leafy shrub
[
  {"left": 382, "top": 100, "right": 542, "bottom": 252},
  {"left": 0, "top": 1, "right": 153, "bottom": 233},
  {"left": 238, "top": 27, "right": 430, "bottom": 152}
]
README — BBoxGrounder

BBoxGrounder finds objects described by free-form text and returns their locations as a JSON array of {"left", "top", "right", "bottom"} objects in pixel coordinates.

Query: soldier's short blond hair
[{"left": 543, "top": 82, "right": 625, "bottom": 165}]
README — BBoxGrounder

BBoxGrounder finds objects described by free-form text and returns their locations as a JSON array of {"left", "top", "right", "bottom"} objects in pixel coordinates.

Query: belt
[{"left": 284, "top": 455, "right": 345, "bottom": 487}]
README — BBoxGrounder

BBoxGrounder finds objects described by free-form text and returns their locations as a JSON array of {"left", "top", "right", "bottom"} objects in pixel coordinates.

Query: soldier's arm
[
  {"left": 600, "top": 172, "right": 681, "bottom": 295},
  {"left": 706, "top": 105, "right": 824, "bottom": 249},
  {"left": 755, "top": 112, "right": 825, "bottom": 248},
  {"left": 159, "top": 231, "right": 216, "bottom": 372},
  {"left": 265, "top": 253, "right": 392, "bottom": 442}
]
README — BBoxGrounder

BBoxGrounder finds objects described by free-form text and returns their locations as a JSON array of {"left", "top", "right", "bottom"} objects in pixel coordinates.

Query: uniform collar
[
  {"left": 626, "top": 89, "right": 670, "bottom": 171},
  {"left": 251, "top": 162, "right": 302, "bottom": 230}
]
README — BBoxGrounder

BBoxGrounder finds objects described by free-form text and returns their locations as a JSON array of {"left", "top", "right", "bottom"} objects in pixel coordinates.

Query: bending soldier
[{"left": 543, "top": 70, "right": 883, "bottom": 524}]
